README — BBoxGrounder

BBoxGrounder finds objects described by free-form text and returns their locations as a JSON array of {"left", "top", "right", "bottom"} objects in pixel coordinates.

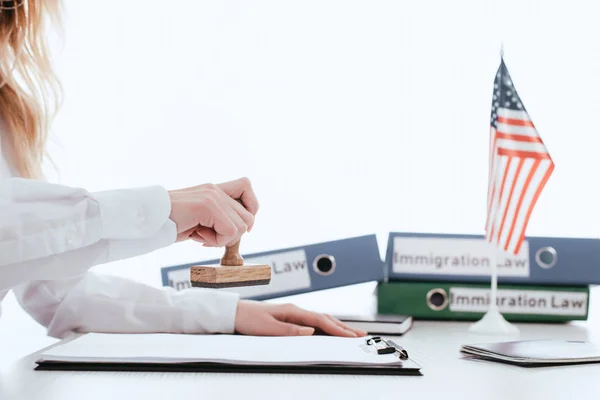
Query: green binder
[{"left": 377, "top": 281, "right": 590, "bottom": 322}]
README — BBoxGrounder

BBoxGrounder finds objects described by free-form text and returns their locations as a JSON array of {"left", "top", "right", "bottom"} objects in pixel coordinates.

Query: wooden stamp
[{"left": 190, "top": 221, "right": 272, "bottom": 288}]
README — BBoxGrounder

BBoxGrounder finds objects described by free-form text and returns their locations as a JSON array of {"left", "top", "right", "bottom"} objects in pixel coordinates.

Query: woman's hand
[
  {"left": 168, "top": 177, "right": 259, "bottom": 246},
  {"left": 234, "top": 300, "right": 368, "bottom": 337}
]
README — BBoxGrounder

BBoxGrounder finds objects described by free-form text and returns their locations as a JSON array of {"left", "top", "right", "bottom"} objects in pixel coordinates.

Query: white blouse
[{"left": 0, "top": 133, "right": 240, "bottom": 339}]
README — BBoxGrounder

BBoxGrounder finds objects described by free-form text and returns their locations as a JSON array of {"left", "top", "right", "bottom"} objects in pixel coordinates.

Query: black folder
[
  {"left": 460, "top": 339, "right": 600, "bottom": 367},
  {"left": 34, "top": 333, "right": 422, "bottom": 376}
]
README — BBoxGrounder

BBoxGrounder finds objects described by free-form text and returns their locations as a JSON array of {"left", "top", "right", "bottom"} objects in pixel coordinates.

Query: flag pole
[
  {"left": 489, "top": 242, "right": 498, "bottom": 314},
  {"left": 486, "top": 40, "right": 504, "bottom": 318},
  {"left": 468, "top": 43, "right": 519, "bottom": 336},
  {"left": 487, "top": 42, "right": 503, "bottom": 322}
]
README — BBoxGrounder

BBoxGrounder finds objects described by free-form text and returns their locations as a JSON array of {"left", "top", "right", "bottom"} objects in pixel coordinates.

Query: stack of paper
[
  {"left": 460, "top": 340, "right": 600, "bottom": 366},
  {"left": 36, "top": 333, "right": 420, "bottom": 374}
]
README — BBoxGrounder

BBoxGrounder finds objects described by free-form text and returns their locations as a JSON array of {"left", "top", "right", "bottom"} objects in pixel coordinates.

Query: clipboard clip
[{"left": 365, "top": 336, "right": 409, "bottom": 360}]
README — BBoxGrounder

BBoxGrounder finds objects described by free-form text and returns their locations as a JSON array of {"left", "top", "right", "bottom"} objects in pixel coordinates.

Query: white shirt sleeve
[
  {"left": 0, "top": 177, "right": 176, "bottom": 291},
  {"left": 12, "top": 272, "right": 241, "bottom": 339},
  {"left": 1, "top": 176, "right": 241, "bottom": 337}
]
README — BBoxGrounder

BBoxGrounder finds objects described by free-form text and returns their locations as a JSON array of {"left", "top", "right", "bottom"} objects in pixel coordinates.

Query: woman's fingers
[
  {"left": 263, "top": 319, "right": 315, "bottom": 336},
  {"left": 216, "top": 196, "right": 253, "bottom": 246},
  {"left": 324, "top": 314, "right": 367, "bottom": 337},
  {"left": 192, "top": 226, "right": 219, "bottom": 246},
  {"left": 228, "top": 197, "right": 255, "bottom": 232},
  {"left": 168, "top": 177, "right": 260, "bottom": 246},
  {"left": 200, "top": 197, "right": 239, "bottom": 246},
  {"left": 273, "top": 304, "right": 358, "bottom": 337},
  {"left": 218, "top": 177, "right": 260, "bottom": 221},
  {"left": 197, "top": 186, "right": 254, "bottom": 246}
]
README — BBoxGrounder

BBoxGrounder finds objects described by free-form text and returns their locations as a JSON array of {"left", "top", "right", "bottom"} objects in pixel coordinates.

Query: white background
[{"left": 1, "top": 0, "right": 599, "bottom": 366}]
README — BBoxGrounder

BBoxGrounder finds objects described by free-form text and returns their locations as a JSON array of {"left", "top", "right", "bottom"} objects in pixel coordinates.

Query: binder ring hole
[
  {"left": 535, "top": 247, "right": 557, "bottom": 269},
  {"left": 313, "top": 254, "right": 335, "bottom": 276},
  {"left": 426, "top": 288, "right": 448, "bottom": 311}
]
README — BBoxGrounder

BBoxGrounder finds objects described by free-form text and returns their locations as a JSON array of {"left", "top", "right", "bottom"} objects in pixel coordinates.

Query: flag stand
[{"left": 468, "top": 242, "right": 519, "bottom": 335}]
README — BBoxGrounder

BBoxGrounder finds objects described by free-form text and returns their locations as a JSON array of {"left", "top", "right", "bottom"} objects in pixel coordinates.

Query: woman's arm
[
  {"left": 4, "top": 176, "right": 364, "bottom": 338},
  {"left": 0, "top": 177, "right": 176, "bottom": 291},
  {"left": 12, "top": 272, "right": 365, "bottom": 339},
  {"left": 12, "top": 272, "right": 241, "bottom": 338},
  {"left": 1, "top": 176, "right": 253, "bottom": 337},
  {"left": 0, "top": 176, "right": 257, "bottom": 292}
]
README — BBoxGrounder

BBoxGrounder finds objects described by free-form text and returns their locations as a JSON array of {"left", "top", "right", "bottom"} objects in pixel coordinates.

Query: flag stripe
[
  {"left": 514, "top": 161, "right": 555, "bottom": 254},
  {"left": 497, "top": 108, "right": 531, "bottom": 120},
  {"left": 504, "top": 159, "right": 541, "bottom": 252},
  {"left": 496, "top": 139, "right": 548, "bottom": 153},
  {"left": 504, "top": 159, "right": 552, "bottom": 253},
  {"left": 490, "top": 157, "right": 513, "bottom": 243},
  {"left": 497, "top": 148, "right": 552, "bottom": 160},
  {"left": 496, "top": 123, "right": 539, "bottom": 136},
  {"left": 496, "top": 157, "right": 525, "bottom": 246},
  {"left": 495, "top": 132, "right": 543, "bottom": 143},
  {"left": 492, "top": 156, "right": 514, "bottom": 243},
  {"left": 497, "top": 116, "right": 534, "bottom": 127},
  {"left": 486, "top": 156, "right": 507, "bottom": 241},
  {"left": 487, "top": 156, "right": 554, "bottom": 253}
]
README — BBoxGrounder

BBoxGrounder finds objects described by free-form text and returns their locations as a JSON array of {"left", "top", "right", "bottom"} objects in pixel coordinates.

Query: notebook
[
  {"left": 35, "top": 333, "right": 422, "bottom": 375},
  {"left": 460, "top": 340, "right": 600, "bottom": 366},
  {"left": 335, "top": 314, "right": 413, "bottom": 335}
]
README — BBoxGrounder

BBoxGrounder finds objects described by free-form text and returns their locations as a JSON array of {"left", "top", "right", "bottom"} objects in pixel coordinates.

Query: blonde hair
[{"left": 0, "top": 0, "right": 62, "bottom": 179}]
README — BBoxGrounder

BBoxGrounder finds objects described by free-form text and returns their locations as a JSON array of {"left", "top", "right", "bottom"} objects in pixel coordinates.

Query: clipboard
[{"left": 33, "top": 333, "right": 422, "bottom": 376}]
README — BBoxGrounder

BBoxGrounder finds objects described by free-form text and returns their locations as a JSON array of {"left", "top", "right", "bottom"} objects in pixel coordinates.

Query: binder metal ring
[
  {"left": 535, "top": 246, "right": 557, "bottom": 269},
  {"left": 313, "top": 254, "right": 336, "bottom": 276},
  {"left": 426, "top": 288, "right": 448, "bottom": 311}
]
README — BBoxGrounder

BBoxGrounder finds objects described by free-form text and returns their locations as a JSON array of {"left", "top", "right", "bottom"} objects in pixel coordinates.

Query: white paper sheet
[{"left": 38, "top": 333, "right": 405, "bottom": 366}]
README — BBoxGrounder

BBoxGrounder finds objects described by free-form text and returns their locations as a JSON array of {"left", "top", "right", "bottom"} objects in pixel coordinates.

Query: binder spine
[
  {"left": 384, "top": 232, "right": 600, "bottom": 285},
  {"left": 376, "top": 281, "right": 590, "bottom": 322},
  {"left": 160, "top": 234, "right": 385, "bottom": 300}
]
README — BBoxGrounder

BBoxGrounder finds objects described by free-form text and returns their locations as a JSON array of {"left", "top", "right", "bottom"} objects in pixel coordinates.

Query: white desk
[{"left": 2, "top": 283, "right": 599, "bottom": 400}]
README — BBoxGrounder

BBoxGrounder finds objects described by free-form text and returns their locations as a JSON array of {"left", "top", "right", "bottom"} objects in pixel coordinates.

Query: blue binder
[
  {"left": 161, "top": 234, "right": 384, "bottom": 300},
  {"left": 384, "top": 232, "right": 600, "bottom": 285}
]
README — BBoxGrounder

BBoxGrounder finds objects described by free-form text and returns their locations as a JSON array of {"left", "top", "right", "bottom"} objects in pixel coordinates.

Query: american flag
[{"left": 485, "top": 58, "right": 554, "bottom": 255}]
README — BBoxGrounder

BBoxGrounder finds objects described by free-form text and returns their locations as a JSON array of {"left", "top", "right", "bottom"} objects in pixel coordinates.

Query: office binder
[
  {"left": 34, "top": 333, "right": 422, "bottom": 376},
  {"left": 384, "top": 232, "right": 600, "bottom": 285},
  {"left": 161, "top": 234, "right": 384, "bottom": 300},
  {"left": 377, "top": 281, "right": 590, "bottom": 322}
]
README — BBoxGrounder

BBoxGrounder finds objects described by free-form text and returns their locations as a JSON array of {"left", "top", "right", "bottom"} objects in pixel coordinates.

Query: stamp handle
[{"left": 220, "top": 198, "right": 245, "bottom": 267}]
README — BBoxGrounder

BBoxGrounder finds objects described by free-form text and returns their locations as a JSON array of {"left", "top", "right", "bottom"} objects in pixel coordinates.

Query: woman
[{"left": 0, "top": 1, "right": 365, "bottom": 340}]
